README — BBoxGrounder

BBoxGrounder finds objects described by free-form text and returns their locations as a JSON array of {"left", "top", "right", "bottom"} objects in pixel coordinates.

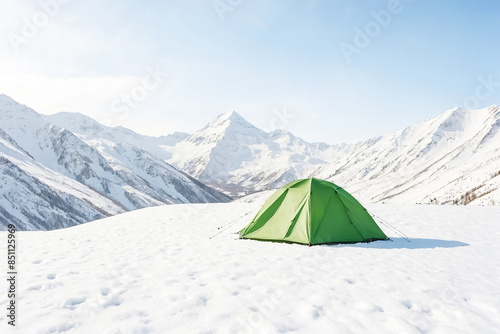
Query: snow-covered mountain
[
  {"left": 162, "top": 107, "right": 500, "bottom": 205},
  {"left": 0, "top": 133, "right": 125, "bottom": 230},
  {"left": 2, "top": 93, "right": 499, "bottom": 230},
  {"left": 314, "top": 105, "right": 500, "bottom": 205},
  {"left": 0, "top": 95, "right": 230, "bottom": 230},
  {"left": 164, "top": 111, "right": 340, "bottom": 196}
]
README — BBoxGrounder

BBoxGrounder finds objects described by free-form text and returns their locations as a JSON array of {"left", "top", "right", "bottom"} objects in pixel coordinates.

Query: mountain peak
[
  {"left": 213, "top": 110, "right": 246, "bottom": 123},
  {"left": 487, "top": 104, "right": 499, "bottom": 112},
  {"left": 205, "top": 110, "right": 258, "bottom": 132},
  {"left": 0, "top": 94, "right": 42, "bottom": 123},
  {"left": 47, "top": 112, "right": 107, "bottom": 139},
  {"left": 182, "top": 110, "right": 266, "bottom": 155},
  {"left": 0, "top": 94, "right": 20, "bottom": 106}
]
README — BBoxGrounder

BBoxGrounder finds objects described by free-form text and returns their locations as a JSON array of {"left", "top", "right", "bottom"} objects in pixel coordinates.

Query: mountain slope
[
  {"left": 314, "top": 105, "right": 500, "bottom": 205},
  {"left": 46, "top": 112, "right": 230, "bottom": 205},
  {"left": 0, "top": 95, "right": 230, "bottom": 230},
  {"left": 0, "top": 125, "right": 126, "bottom": 230},
  {"left": 162, "top": 106, "right": 500, "bottom": 205},
  {"left": 3, "top": 92, "right": 499, "bottom": 231},
  {"left": 0, "top": 155, "right": 126, "bottom": 230}
]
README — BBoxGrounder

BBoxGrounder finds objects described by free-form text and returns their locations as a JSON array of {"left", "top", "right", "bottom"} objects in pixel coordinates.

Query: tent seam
[{"left": 335, "top": 191, "right": 367, "bottom": 240}]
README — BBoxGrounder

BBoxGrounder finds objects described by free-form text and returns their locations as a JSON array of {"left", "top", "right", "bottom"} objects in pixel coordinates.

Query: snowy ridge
[
  {"left": 161, "top": 106, "right": 500, "bottom": 205},
  {"left": 2, "top": 93, "right": 499, "bottom": 229},
  {"left": 314, "top": 105, "right": 500, "bottom": 205},
  {"left": 0, "top": 95, "right": 230, "bottom": 230},
  {"left": 0, "top": 154, "right": 126, "bottom": 231},
  {"left": 164, "top": 111, "right": 338, "bottom": 197}
]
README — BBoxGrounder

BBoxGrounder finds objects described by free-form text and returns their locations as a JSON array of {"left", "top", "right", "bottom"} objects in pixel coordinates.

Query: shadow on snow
[{"left": 329, "top": 238, "right": 469, "bottom": 249}]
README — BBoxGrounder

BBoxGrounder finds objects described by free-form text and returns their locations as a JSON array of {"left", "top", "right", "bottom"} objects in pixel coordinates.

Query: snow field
[{"left": 0, "top": 202, "right": 499, "bottom": 333}]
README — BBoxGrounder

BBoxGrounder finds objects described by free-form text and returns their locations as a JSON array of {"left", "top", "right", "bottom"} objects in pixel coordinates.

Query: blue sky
[{"left": 1, "top": 0, "right": 499, "bottom": 143}]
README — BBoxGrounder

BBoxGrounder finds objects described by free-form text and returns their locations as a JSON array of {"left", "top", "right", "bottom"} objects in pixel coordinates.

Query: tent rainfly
[{"left": 239, "top": 178, "right": 388, "bottom": 245}]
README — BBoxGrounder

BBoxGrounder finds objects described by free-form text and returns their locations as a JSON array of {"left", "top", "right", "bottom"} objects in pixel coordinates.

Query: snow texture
[{"left": 1, "top": 198, "right": 499, "bottom": 333}]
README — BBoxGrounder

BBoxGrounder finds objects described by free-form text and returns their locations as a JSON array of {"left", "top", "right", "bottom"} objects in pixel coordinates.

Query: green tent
[{"left": 240, "top": 178, "right": 388, "bottom": 245}]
